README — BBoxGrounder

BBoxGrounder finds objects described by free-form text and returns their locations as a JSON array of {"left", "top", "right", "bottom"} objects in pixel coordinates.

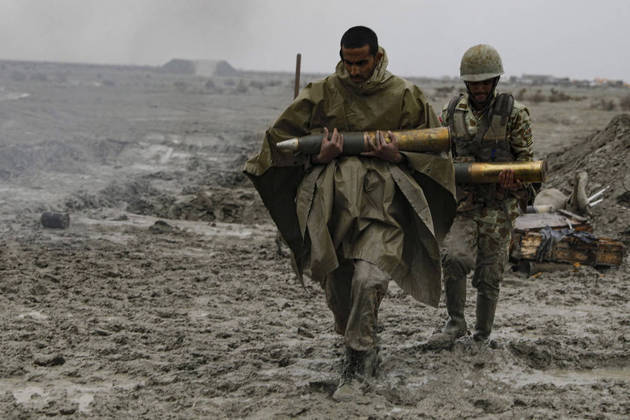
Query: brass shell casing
[
  {"left": 276, "top": 127, "right": 451, "bottom": 154},
  {"left": 455, "top": 161, "right": 547, "bottom": 184},
  {"left": 362, "top": 127, "right": 451, "bottom": 153}
]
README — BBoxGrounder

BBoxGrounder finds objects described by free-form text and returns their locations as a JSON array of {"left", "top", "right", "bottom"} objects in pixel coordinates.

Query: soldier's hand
[
  {"left": 312, "top": 127, "right": 344, "bottom": 164},
  {"left": 361, "top": 130, "right": 404, "bottom": 163},
  {"left": 498, "top": 169, "right": 522, "bottom": 191}
]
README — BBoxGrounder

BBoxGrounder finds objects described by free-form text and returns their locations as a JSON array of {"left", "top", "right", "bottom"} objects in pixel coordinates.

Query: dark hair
[{"left": 340, "top": 26, "right": 378, "bottom": 56}]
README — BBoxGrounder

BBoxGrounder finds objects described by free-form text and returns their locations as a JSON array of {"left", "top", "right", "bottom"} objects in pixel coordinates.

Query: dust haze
[{"left": 1, "top": 0, "right": 629, "bottom": 80}]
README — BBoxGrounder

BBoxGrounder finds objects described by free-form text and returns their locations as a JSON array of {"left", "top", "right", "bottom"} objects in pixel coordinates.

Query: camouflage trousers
[
  {"left": 322, "top": 259, "right": 389, "bottom": 352},
  {"left": 442, "top": 198, "right": 520, "bottom": 302}
]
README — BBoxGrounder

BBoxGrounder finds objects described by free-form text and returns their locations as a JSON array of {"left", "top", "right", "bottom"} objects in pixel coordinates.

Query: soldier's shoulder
[
  {"left": 389, "top": 74, "right": 427, "bottom": 95},
  {"left": 440, "top": 94, "right": 467, "bottom": 126},
  {"left": 311, "top": 74, "right": 335, "bottom": 89},
  {"left": 511, "top": 98, "right": 528, "bottom": 111},
  {"left": 297, "top": 75, "right": 337, "bottom": 100},
  {"left": 442, "top": 94, "right": 468, "bottom": 112},
  {"left": 510, "top": 98, "right": 531, "bottom": 118},
  {"left": 389, "top": 73, "right": 411, "bottom": 85}
]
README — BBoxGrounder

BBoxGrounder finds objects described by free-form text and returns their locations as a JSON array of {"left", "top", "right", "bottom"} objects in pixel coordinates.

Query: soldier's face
[
  {"left": 341, "top": 45, "right": 381, "bottom": 83},
  {"left": 467, "top": 79, "right": 495, "bottom": 103}
]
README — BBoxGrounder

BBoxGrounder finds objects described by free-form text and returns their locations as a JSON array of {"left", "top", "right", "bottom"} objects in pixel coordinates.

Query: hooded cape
[{"left": 244, "top": 48, "right": 456, "bottom": 307}]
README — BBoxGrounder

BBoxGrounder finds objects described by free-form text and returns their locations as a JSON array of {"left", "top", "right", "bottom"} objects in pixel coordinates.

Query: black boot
[
  {"left": 426, "top": 275, "right": 467, "bottom": 350},
  {"left": 473, "top": 294, "right": 497, "bottom": 343}
]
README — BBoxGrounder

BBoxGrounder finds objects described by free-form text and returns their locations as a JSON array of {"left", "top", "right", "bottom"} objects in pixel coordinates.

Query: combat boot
[
  {"left": 332, "top": 346, "right": 379, "bottom": 402},
  {"left": 473, "top": 294, "right": 497, "bottom": 344},
  {"left": 359, "top": 345, "right": 380, "bottom": 378},
  {"left": 425, "top": 275, "right": 467, "bottom": 350}
]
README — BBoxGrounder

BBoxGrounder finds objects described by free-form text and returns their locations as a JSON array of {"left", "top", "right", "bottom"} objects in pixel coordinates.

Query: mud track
[{"left": 0, "top": 61, "right": 628, "bottom": 418}]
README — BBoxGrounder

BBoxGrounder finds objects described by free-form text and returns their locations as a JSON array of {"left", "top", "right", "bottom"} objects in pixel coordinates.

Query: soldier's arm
[
  {"left": 263, "top": 83, "right": 328, "bottom": 168},
  {"left": 500, "top": 104, "right": 535, "bottom": 197},
  {"left": 507, "top": 105, "right": 534, "bottom": 162},
  {"left": 438, "top": 105, "right": 449, "bottom": 127}
]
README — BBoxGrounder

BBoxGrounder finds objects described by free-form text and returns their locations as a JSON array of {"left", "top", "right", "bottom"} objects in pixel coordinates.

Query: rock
[
  {"left": 149, "top": 220, "right": 174, "bottom": 234},
  {"left": 40, "top": 211, "right": 70, "bottom": 229},
  {"left": 34, "top": 354, "right": 66, "bottom": 367}
]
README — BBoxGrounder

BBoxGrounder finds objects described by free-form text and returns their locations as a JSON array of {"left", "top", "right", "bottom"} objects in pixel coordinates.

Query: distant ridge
[{"left": 161, "top": 59, "right": 239, "bottom": 77}]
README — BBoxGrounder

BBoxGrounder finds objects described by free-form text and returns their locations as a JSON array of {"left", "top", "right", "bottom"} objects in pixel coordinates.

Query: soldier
[
  {"left": 426, "top": 44, "right": 534, "bottom": 349},
  {"left": 245, "top": 26, "right": 456, "bottom": 400}
]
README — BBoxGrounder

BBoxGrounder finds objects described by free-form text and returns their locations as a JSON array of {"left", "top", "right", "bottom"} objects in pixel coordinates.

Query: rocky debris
[
  {"left": 545, "top": 114, "right": 630, "bottom": 241},
  {"left": 513, "top": 114, "right": 630, "bottom": 272}
]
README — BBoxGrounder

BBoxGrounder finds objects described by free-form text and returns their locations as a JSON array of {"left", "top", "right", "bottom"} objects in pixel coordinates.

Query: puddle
[
  {"left": 144, "top": 132, "right": 226, "bottom": 148},
  {"left": 188, "top": 296, "right": 211, "bottom": 321},
  {"left": 494, "top": 328, "right": 541, "bottom": 341},
  {"left": 493, "top": 365, "right": 630, "bottom": 387},
  {"left": 544, "top": 366, "right": 630, "bottom": 384},
  {"left": 0, "top": 377, "right": 140, "bottom": 412},
  {"left": 0, "top": 92, "right": 30, "bottom": 101},
  {"left": 181, "top": 134, "right": 225, "bottom": 147},
  {"left": 260, "top": 358, "right": 334, "bottom": 381},
  {"left": 17, "top": 311, "right": 49, "bottom": 321},
  {"left": 188, "top": 309, "right": 210, "bottom": 321}
]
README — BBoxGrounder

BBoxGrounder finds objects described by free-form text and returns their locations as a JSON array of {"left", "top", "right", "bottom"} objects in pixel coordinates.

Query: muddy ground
[{"left": 0, "top": 61, "right": 628, "bottom": 419}]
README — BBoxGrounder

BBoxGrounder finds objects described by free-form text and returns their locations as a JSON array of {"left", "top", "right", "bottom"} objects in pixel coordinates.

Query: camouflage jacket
[
  {"left": 441, "top": 92, "right": 534, "bottom": 208},
  {"left": 440, "top": 92, "right": 534, "bottom": 162}
]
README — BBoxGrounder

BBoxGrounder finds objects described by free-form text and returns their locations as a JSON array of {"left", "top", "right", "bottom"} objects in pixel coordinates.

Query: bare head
[{"left": 339, "top": 26, "right": 383, "bottom": 83}]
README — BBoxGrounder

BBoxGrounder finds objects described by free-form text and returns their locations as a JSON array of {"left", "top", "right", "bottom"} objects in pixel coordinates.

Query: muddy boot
[
  {"left": 473, "top": 294, "right": 497, "bottom": 344},
  {"left": 425, "top": 276, "right": 467, "bottom": 350},
  {"left": 359, "top": 346, "right": 380, "bottom": 378},
  {"left": 332, "top": 346, "right": 379, "bottom": 402},
  {"left": 332, "top": 347, "right": 362, "bottom": 402}
]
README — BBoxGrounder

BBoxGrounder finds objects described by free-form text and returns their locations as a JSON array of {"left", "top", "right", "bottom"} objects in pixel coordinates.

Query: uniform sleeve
[
  {"left": 439, "top": 104, "right": 449, "bottom": 127},
  {"left": 507, "top": 106, "right": 534, "bottom": 162},
  {"left": 245, "top": 83, "right": 322, "bottom": 174}
]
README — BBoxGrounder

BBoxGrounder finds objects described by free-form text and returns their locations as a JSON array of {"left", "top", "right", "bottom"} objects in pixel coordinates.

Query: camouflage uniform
[{"left": 436, "top": 92, "right": 533, "bottom": 343}]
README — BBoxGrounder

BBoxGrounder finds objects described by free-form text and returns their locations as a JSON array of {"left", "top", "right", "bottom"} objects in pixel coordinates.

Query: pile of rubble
[{"left": 510, "top": 114, "right": 630, "bottom": 274}]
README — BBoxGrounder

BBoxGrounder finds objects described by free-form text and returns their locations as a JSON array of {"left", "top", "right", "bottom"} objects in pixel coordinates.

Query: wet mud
[{"left": 0, "top": 61, "right": 628, "bottom": 418}]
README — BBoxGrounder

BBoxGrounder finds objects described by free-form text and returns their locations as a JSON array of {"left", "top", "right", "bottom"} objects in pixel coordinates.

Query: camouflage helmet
[{"left": 460, "top": 44, "right": 504, "bottom": 82}]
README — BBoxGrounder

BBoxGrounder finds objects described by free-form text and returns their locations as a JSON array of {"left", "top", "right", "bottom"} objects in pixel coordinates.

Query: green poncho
[{"left": 245, "top": 48, "right": 456, "bottom": 307}]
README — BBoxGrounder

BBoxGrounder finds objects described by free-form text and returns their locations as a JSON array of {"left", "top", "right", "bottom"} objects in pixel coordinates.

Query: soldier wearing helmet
[{"left": 427, "top": 44, "right": 534, "bottom": 348}]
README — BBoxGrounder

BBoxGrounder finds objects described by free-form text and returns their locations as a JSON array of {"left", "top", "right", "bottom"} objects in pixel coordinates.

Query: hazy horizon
[{"left": 1, "top": 0, "right": 628, "bottom": 81}]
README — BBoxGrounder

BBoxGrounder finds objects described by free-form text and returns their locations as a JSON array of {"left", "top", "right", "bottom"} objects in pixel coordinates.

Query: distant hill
[{"left": 161, "top": 59, "right": 239, "bottom": 77}]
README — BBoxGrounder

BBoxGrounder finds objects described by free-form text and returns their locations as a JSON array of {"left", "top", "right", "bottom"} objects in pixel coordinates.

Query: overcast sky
[{"left": 1, "top": 0, "right": 628, "bottom": 81}]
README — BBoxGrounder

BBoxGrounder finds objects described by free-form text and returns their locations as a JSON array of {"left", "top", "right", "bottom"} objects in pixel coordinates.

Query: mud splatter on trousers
[{"left": 323, "top": 259, "right": 389, "bottom": 351}]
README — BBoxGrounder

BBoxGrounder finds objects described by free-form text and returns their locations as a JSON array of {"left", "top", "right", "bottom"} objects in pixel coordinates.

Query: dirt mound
[
  {"left": 66, "top": 179, "right": 174, "bottom": 215},
  {"left": 0, "top": 142, "right": 86, "bottom": 179},
  {"left": 0, "top": 138, "right": 129, "bottom": 180},
  {"left": 162, "top": 187, "right": 268, "bottom": 224},
  {"left": 65, "top": 179, "right": 268, "bottom": 225},
  {"left": 545, "top": 114, "right": 630, "bottom": 243}
]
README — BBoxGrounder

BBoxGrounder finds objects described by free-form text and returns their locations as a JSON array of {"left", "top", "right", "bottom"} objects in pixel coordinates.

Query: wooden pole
[{"left": 293, "top": 53, "right": 302, "bottom": 99}]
